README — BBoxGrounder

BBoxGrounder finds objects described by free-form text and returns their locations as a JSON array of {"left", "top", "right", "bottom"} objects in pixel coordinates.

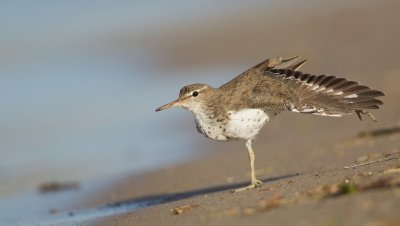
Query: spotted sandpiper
[{"left": 156, "top": 56, "right": 384, "bottom": 192}]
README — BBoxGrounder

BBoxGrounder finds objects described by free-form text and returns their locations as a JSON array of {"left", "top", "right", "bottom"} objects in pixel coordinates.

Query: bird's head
[{"left": 155, "top": 83, "right": 213, "bottom": 112}]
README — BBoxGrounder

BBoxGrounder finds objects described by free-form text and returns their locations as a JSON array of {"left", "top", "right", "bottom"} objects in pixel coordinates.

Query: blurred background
[{"left": 1, "top": 0, "right": 399, "bottom": 197}]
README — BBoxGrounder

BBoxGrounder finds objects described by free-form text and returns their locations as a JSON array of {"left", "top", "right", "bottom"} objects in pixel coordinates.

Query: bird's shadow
[{"left": 100, "top": 173, "right": 300, "bottom": 212}]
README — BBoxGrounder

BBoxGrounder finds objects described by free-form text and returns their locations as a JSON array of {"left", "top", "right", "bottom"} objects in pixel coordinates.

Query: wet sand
[
  {"left": 63, "top": 1, "right": 400, "bottom": 224},
  {"left": 36, "top": 79, "right": 400, "bottom": 225},
  {"left": 49, "top": 120, "right": 400, "bottom": 226},
  {"left": 5, "top": 122, "right": 400, "bottom": 225}
]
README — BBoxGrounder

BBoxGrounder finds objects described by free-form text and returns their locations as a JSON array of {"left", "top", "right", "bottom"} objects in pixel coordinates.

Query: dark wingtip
[{"left": 376, "top": 90, "right": 385, "bottom": 97}]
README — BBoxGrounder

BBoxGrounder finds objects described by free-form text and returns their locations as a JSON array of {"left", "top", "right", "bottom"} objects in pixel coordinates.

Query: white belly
[{"left": 225, "top": 109, "right": 270, "bottom": 140}]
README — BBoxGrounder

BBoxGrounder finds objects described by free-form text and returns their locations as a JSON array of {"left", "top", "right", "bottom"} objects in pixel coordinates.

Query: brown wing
[
  {"left": 220, "top": 56, "right": 307, "bottom": 111},
  {"left": 220, "top": 56, "right": 307, "bottom": 89},
  {"left": 265, "top": 68, "right": 385, "bottom": 119}
]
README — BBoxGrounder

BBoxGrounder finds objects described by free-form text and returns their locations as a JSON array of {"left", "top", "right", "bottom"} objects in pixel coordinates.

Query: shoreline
[{"left": 4, "top": 121, "right": 400, "bottom": 226}]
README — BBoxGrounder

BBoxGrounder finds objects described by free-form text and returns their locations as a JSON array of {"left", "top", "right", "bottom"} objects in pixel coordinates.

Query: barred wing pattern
[{"left": 266, "top": 68, "right": 385, "bottom": 118}]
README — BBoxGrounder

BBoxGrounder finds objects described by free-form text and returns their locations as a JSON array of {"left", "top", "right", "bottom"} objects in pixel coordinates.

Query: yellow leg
[{"left": 233, "top": 140, "right": 263, "bottom": 192}]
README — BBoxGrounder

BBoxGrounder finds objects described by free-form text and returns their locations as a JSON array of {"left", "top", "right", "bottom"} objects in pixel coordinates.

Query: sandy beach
[
  {"left": 1, "top": 1, "right": 400, "bottom": 226},
  {"left": 8, "top": 93, "right": 399, "bottom": 226},
  {"left": 35, "top": 116, "right": 400, "bottom": 226}
]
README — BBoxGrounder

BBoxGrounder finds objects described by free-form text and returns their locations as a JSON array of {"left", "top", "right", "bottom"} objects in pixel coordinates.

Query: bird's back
[{"left": 218, "top": 57, "right": 300, "bottom": 113}]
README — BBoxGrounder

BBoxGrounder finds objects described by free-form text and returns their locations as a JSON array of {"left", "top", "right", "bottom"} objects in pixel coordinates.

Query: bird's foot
[
  {"left": 231, "top": 179, "right": 263, "bottom": 193},
  {"left": 355, "top": 110, "right": 378, "bottom": 122}
]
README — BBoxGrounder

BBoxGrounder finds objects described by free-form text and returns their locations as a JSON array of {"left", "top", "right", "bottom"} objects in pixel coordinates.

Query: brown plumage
[
  {"left": 156, "top": 56, "right": 385, "bottom": 192},
  {"left": 219, "top": 57, "right": 384, "bottom": 120}
]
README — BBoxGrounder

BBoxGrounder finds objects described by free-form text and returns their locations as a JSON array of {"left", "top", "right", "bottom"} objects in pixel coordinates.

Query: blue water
[
  {"left": 0, "top": 52, "right": 239, "bottom": 225},
  {"left": 0, "top": 2, "right": 291, "bottom": 225},
  {"left": 0, "top": 51, "right": 240, "bottom": 194},
  {"left": 0, "top": 1, "right": 263, "bottom": 196}
]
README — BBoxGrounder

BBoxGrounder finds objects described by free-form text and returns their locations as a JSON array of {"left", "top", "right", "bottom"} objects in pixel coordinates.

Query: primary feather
[{"left": 266, "top": 68, "right": 384, "bottom": 117}]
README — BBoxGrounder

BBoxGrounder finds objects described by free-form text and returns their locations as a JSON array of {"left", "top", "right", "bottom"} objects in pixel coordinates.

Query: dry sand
[{"left": 6, "top": 1, "right": 400, "bottom": 225}]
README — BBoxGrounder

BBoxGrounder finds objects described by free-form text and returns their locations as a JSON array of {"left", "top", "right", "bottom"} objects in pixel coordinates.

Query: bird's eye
[{"left": 192, "top": 91, "right": 199, "bottom": 97}]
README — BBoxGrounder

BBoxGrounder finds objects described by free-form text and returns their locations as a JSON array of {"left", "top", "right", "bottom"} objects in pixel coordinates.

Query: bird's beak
[{"left": 155, "top": 99, "right": 180, "bottom": 112}]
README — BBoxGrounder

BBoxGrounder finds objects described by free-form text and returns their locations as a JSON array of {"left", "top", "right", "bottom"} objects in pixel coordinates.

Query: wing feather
[{"left": 265, "top": 68, "right": 384, "bottom": 118}]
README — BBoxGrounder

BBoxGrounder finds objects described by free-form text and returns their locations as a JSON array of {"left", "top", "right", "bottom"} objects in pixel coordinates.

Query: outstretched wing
[{"left": 265, "top": 68, "right": 385, "bottom": 118}]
